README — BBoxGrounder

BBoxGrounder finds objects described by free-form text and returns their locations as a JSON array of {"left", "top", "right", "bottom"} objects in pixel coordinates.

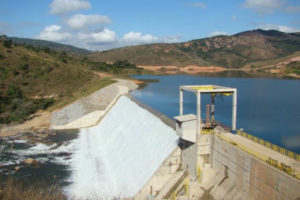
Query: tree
[
  {"left": 43, "top": 46, "right": 51, "bottom": 53},
  {"left": 3, "top": 40, "right": 12, "bottom": 48}
]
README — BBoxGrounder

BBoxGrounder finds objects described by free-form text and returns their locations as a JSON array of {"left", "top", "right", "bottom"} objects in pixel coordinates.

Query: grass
[
  {"left": 244, "top": 51, "right": 300, "bottom": 68},
  {"left": 0, "top": 41, "right": 94, "bottom": 123},
  {"left": 0, "top": 178, "right": 66, "bottom": 200},
  {"left": 0, "top": 39, "right": 121, "bottom": 123},
  {"left": 49, "top": 77, "right": 115, "bottom": 111}
]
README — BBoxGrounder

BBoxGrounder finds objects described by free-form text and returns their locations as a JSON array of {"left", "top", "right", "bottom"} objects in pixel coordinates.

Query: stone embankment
[
  {"left": 51, "top": 79, "right": 137, "bottom": 129},
  {"left": 0, "top": 79, "right": 137, "bottom": 136}
]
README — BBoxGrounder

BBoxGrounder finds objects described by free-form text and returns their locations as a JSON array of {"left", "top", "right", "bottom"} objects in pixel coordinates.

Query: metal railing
[{"left": 237, "top": 130, "right": 300, "bottom": 162}]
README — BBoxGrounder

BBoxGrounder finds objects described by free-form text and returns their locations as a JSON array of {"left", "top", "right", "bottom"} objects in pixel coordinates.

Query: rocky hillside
[
  {"left": 0, "top": 39, "right": 114, "bottom": 123},
  {"left": 90, "top": 29, "right": 300, "bottom": 68}
]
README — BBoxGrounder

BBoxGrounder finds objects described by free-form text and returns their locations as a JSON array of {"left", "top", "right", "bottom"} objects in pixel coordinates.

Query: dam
[
  {"left": 2, "top": 81, "right": 298, "bottom": 199},
  {"left": 59, "top": 83, "right": 300, "bottom": 199}
]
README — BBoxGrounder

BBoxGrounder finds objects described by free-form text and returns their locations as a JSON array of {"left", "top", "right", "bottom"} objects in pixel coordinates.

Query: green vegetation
[
  {"left": 3, "top": 40, "right": 12, "bottom": 48},
  {"left": 0, "top": 38, "right": 126, "bottom": 124},
  {"left": 0, "top": 84, "right": 55, "bottom": 123},
  {"left": 84, "top": 59, "right": 142, "bottom": 74},
  {"left": 8, "top": 36, "right": 90, "bottom": 54},
  {"left": 285, "top": 61, "right": 300, "bottom": 75}
]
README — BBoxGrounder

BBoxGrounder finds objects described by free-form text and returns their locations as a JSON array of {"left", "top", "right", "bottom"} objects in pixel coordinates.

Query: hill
[
  {"left": 1, "top": 35, "right": 90, "bottom": 55},
  {"left": 90, "top": 29, "right": 300, "bottom": 68},
  {"left": 0, "top": 38, "right": 114, "bottom": 123}
]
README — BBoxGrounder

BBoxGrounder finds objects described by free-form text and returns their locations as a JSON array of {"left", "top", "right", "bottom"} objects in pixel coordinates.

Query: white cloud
[
  {"left": 186, "top": 3, "right": 206, "bottom": 9},
  {"left": 122, "top": 32, "right": 158, "bottom": 44},
  {"left": 243, "top": 0, "right": 285, "bottom": 14},
  {"left": 257, "top": 24, "right": 299, "bottom": 32},
  {"left": 285, "top": 6, "right": 300, "bottom": 13},
  {"left": 50, "top": 0, "right": 91, "bottom": 14},
  {"left": 78, "top": 28, "right": 117, "bottom": 43},
  {"left": 37, "top": 25, "right": 180, "bottom": 50},
  {"left": 66, "top": 14, "right": 111, "bottom": 29},
  {"left": 79, "top": 32, "right": 181, "bottom": 50},
  {"left": 209, "top": 31, "right": 228, "bottom": 37},
  {"left": 37, "top": 25, "right": 72, "bottom": 41}
]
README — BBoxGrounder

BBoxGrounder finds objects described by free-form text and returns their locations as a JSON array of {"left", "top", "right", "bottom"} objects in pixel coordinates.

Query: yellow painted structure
[{"left": 184, "top": 177, "right": 189, "bottom": 196}]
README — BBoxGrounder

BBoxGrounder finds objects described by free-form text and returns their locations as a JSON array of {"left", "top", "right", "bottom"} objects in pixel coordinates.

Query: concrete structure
[
  {"left": 179, "top": 85, "right": 237, "bottom": 132},
  {"left": 210, "top": 126, "right": 300, "bottom": 200},
  {"left": 168, "top": 85, "right": 300, "bottom": 200},
  {"left": 174, "top": 114, "right": 197, "bottom": 143},
  {"left": 175, "top": 85, "right": 237, "bottom": 180}
]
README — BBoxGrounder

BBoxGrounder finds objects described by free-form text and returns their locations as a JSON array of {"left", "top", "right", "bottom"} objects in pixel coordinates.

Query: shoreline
[{"left": 138, "top": 65, "right": 300, "bottom": 79}]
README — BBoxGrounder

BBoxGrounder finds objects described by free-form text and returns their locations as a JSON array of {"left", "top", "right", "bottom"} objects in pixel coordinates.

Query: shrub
[
  {"left": 21, "top": 55, "right": 29, "bottom": 61},
  {"left": 43, "top": 46, "right": 51, "bottom": 53},
  {"left": 6, "top": 85, "right": 23, "bottom": 99},
  {"left": 38, "top": 98, "right": 55, "bottom": 110},
  {"left": 45, "top": 66, "right": 53, "bottom": 73},
  {"left": 3, "top": 40, "right": 12, "bottom": 48},
  {"left": 19, "top": 64, "right": 29, "bottom": 73},
  {"left": 12, "top": 68, "right": 19, "bottom": 76}
]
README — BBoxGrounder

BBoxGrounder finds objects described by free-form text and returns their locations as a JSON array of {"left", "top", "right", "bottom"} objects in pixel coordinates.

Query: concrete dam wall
[
  {"left": 210, "top": 128, "right": 300, "bottom": 200},
  {"left": 64, "top": 96, "right": 179, "bottom": 199}
]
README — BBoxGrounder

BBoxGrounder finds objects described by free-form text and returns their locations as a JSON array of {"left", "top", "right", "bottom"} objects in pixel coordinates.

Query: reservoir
[{"left": 131, "top": 75, "right": 300, "bottom": 153}]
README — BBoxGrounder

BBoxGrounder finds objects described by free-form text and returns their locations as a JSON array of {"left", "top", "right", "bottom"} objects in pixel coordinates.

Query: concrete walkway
[{"left": 216, "top": 129, "right": 300, "bottom": 177}]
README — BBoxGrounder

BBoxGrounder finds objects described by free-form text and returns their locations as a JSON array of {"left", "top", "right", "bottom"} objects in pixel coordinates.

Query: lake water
[{"left": 131, "top": 75, "right": 300, "bottom": 153}]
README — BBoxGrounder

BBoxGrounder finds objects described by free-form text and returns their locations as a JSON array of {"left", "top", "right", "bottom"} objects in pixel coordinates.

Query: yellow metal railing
[{"left": 237, "top": 130, "right": 300, "bottom": 162}]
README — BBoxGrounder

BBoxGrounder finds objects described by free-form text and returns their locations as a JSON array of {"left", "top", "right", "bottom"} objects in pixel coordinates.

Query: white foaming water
[
  {"left": 0, "top": 141, "right": 76, "bottom": 166},
  {"left": 65, "top": 96, "right": 178, "bottom": 199}
]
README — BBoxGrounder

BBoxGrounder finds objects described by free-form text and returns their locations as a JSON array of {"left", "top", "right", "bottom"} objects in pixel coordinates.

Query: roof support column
[
  {"left": 180, "top": 88, "right": 183, "bottom": 115},
  {"left": 211, "top": 94, "right": 215, "bottom": 125},
  {"left": 197, "top": 91, "right": 201, "bottom": 136},
  {"left": 232, "top": 89, "right": 237, "bottom": 131}
]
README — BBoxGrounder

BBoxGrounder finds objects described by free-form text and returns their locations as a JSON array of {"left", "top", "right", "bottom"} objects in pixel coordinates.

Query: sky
[{"left": 0, "top": 0, "right": 299, "bottom": 50}]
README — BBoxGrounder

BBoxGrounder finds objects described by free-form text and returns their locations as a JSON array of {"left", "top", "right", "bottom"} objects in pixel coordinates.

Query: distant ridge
[
  {"left": 7, "top": 36, "right": 90, "bottom": 55},
  {"left": 3, "top": 29, "right": 300, "bottom": 68},
  {"left": 90, "top": 29, "right": 300, "bottom": 68}
]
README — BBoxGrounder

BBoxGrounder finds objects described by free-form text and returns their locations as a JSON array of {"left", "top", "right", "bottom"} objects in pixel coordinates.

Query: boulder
[
  {"left": 14, "top": 166, "right": 20, "bottom": 171},
  {"left": 23, "top": 158, "right": 39, "bottom": 165}
]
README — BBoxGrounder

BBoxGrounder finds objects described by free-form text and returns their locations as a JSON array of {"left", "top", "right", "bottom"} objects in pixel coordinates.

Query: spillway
[{"left": 65, "top": 96, "right": 178, "bottom": 199}]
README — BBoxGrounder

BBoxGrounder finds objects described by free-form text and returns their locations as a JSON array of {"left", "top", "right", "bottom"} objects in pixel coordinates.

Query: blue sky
[{"left": 0, "top": 0, "right": 299, "bottom": 50}]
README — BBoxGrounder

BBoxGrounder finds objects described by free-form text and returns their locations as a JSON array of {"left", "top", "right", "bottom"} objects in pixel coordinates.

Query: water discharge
[{"left": 65, "top": 96, "right": 178, "bottom": 199}]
